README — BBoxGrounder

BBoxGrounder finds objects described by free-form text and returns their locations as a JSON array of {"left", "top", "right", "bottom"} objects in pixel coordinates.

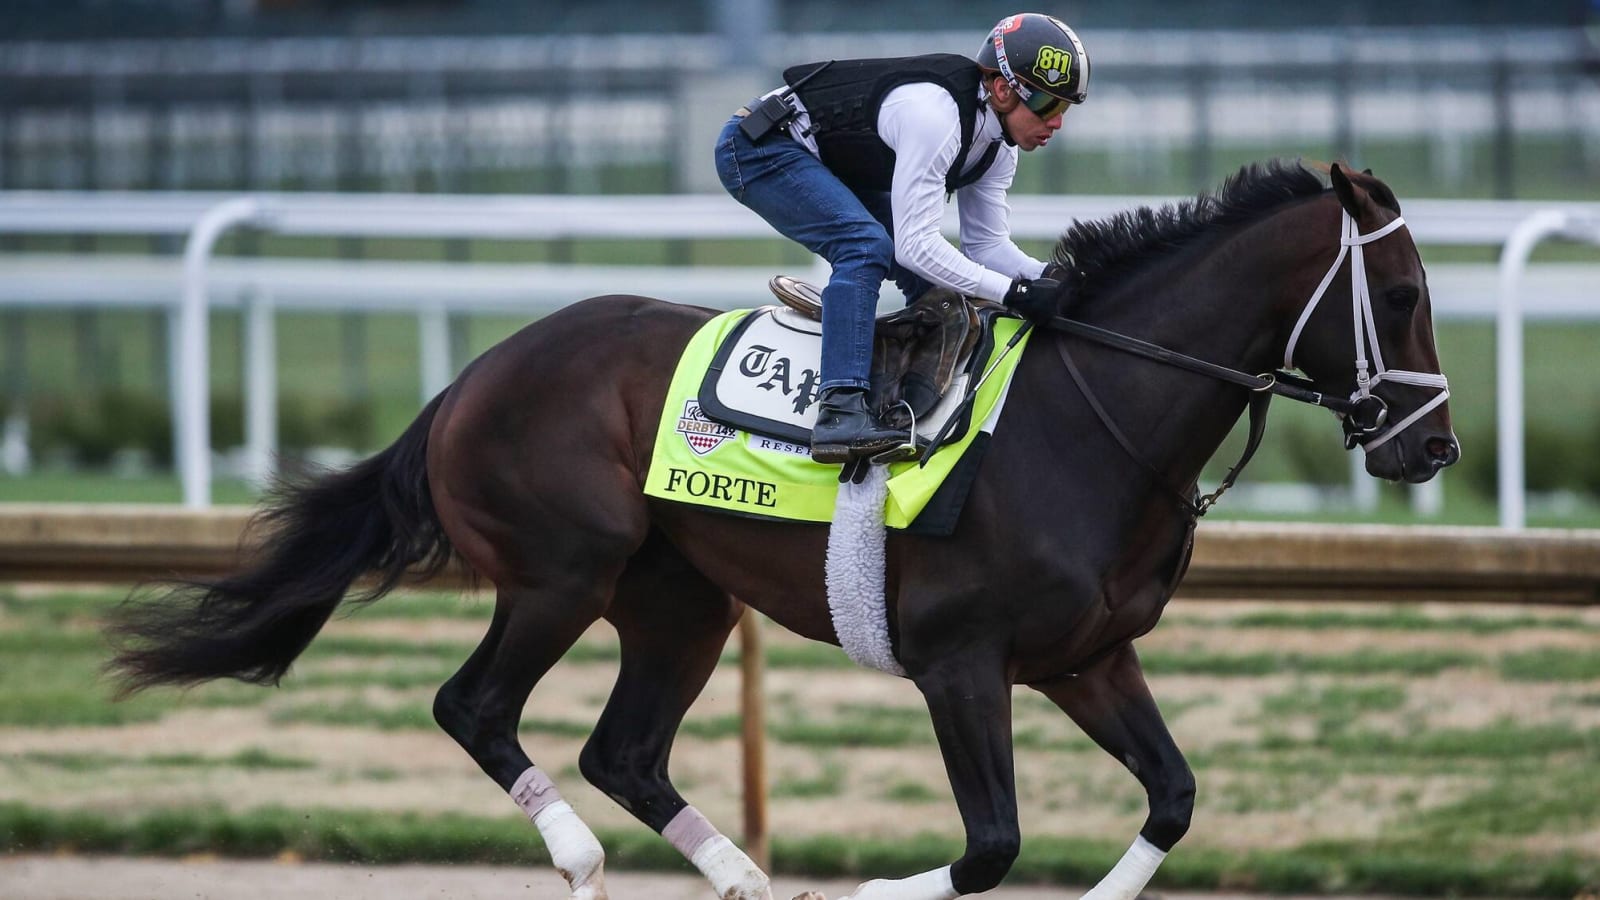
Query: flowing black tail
[{"left": 108, "top": 393, "right": 457, "bottom": 696}]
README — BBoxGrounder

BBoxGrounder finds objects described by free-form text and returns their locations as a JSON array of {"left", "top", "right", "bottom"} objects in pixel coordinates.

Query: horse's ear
[
  {"left": 1330, "top": 163, "right": 1365, "bottom": 217},
  {"left": 1362, "top": 168, "right": 1374, "bottom": 176}
]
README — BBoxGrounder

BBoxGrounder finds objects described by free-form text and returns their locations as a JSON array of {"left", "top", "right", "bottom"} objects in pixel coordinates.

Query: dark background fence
[{"left": 3, "top": 0, "right": 1599, "bottom": 198}]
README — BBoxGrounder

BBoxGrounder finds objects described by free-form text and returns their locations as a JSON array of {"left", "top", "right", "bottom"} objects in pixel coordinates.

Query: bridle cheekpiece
[{"left": 1281, "top": 210, "right": 1450, "bottom": 452}]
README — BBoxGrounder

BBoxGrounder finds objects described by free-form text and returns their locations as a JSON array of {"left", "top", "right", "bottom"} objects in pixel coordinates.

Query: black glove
[{"left": 1003, "top": 277, "right": 1064, "bottom": 325}]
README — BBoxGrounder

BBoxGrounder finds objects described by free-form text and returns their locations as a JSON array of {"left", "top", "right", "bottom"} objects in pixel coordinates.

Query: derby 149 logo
[
  {"left": 1032, "top": 45, "right": 1074, "bottom": 88},
  {"left": 676, "top": 400, "right": 736, "bottom": 456}
]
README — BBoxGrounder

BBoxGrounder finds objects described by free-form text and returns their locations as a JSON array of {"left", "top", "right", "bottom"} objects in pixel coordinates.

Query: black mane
[{"left": 1051, "top": 160, "right": 1329, "bottom": 303}]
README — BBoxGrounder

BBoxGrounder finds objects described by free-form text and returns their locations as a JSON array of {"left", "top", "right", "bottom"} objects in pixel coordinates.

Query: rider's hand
[{"left": 1003, "top": 277, "right": 1065, "bottom": 325}]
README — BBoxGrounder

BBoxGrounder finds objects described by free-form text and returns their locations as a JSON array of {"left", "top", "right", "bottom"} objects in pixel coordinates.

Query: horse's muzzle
[
  {"left": 1364, "top": 429, "right": 1459, "bottom": 483},
  {"left": 1425, "top": 434, "right": 1461, "bottom": 472},
  {"left": 1388, "top": 431, "right": 1460, "bottom": 483}
]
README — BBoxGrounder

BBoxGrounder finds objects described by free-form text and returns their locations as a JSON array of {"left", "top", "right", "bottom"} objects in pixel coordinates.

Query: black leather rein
[
  {"left": 1044, "top": 314, "right": 1356, "bottom": 518},
  {"left": 1047, "top": 315, "right": 1356, "bottom": 417}
]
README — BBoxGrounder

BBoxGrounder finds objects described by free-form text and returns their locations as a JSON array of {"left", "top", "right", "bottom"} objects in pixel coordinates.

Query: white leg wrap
[
  {"left": 1079, "top": 836, "right": 1166, "bottom": 900},
  {"left": 841, "top": 865, "right": 957, "bottom": 900},
  {"left": 510, "top": 766, "right": 606, "bottom": 898},
  {"left": 687, "top": 834, "right": 774, "bottom": 900},
  {"left": 510, "top": 765, "right": 564, "bottom": 820},
  {"left": 664, "top": 806, "right": 771, "bottom": 900},
  {"left": 533, "top": 802, "right": 607, "bottom": 897},
  {"left": 662, "top": 804, "right": 720, "bottom": 858}
]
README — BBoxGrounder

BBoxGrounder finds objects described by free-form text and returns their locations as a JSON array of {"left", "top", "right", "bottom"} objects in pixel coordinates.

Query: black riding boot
[{"left": 809, "top": 386, "right": 909, "bottom": 464}]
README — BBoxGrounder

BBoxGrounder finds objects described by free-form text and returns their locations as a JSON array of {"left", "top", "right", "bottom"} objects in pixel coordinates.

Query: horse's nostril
[{"left": 1426, "top": 437, "right": 1460, "bottom": 468}]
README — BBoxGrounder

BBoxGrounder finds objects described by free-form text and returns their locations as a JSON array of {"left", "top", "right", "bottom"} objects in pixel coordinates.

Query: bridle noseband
[{"left": 1283, "top": 210, "right": 1451, "bottom": 452}]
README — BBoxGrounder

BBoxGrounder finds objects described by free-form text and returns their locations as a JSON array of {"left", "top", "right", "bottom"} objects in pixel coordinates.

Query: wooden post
[{"left": 738, "top": 606, "right": 770, "bottom": 871}]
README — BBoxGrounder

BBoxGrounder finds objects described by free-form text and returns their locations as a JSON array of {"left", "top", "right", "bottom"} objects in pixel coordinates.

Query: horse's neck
[{"left": 1082, "top": 197, "right": 1331, "bottom": 497}]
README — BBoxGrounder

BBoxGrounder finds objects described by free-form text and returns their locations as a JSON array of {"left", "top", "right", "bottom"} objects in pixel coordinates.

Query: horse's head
[{"left": 1282, "top": 165, "right": 1460, "bottom": 483}]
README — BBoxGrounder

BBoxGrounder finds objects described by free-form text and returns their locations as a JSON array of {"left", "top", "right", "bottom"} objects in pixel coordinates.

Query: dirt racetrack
[{"left": 2, "top": 855, "right": 1406, "bottom": 900}]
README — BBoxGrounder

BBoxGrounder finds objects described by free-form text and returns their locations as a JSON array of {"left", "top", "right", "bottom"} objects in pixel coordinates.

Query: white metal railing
[
  {"left": 9, "top": 254, "right": 1592, "bottom": 316},
  {"left": 6, "top": 190, "right": 1597, "bottom": 243},
  {"left": 1495, "top": 211, "right": 1600, "bottom": 529},
  {"left": 1, "top": 191, "right": 1596, "bottom": 518}
]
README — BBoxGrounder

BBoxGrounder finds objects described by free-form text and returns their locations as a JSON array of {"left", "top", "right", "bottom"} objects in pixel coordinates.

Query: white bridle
[{"left": 1282, "top": 210, "right": 1451, "bottom": 453}]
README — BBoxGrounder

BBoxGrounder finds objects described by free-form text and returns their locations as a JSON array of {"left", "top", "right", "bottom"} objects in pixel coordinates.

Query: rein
[
  {"left": 1048, "top": 320, "right": 1277, "bottom": 518},
  {"left": 1047, "top": 315, "right": 1356, "bottom": 416},
  {"left": 1043, "top": 207, "right": 1447, "bottom": 518}
]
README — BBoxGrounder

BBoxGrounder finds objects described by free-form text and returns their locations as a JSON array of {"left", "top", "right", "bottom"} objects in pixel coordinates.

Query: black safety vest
[{"left": 783, "top": 53, "right": 1003, "bottom": 195}]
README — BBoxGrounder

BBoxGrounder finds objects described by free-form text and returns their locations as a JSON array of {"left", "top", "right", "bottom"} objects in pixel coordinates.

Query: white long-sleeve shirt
[{"left": 778, "top": 81, "right": 1046, "bottom": 301}]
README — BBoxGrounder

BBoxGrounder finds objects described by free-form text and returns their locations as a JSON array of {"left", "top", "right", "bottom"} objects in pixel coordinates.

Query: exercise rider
[{"left": 713, "top": 12, "right": 1090, "bottom": 463}]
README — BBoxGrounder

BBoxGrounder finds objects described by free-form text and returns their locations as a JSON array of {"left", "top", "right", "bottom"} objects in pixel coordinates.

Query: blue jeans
[
  {"left": 714, "top": 117, "right": 930, "bottom": 394},
  {"left": 854, "top": 189, "right": 936, "bottom": 305}
]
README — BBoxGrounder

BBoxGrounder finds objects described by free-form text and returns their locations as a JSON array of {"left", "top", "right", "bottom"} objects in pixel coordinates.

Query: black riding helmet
[{"left": 976, "top": 13, "right": 1090, "bottom": 119}]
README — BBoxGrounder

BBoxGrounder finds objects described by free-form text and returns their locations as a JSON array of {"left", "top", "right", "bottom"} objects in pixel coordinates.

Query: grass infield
[{"left": 2, "top": 588, "right": 1596, "bottom": 896}]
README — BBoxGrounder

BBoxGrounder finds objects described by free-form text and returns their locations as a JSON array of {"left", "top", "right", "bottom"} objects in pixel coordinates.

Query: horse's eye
[{"left": 1385, "top": 286, "right": 1419, "bottom": 313}]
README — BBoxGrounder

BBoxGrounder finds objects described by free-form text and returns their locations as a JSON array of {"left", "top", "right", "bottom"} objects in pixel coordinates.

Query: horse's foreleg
[
  {"left": 1030, "top": 643, "right": 1194, "bottom": 900},
  {"left": 832, "top": 645, "right": 1018, "bottom": 900},
  {"left": 582, "top": 542, "right": 773, "bottom": 900},
  {"left": 433, "top": 580, "right": 614, "bottom": 899}
]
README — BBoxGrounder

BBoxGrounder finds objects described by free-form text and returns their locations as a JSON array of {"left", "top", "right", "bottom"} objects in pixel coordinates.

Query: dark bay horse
[{"left": 110, "top": 162, "right": 1458, "bottom": 900}]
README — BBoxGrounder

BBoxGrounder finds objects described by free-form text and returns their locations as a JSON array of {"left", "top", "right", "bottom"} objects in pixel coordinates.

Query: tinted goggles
[{"left": 1020, "top": 86, "right": 1077, "bottom": 120}]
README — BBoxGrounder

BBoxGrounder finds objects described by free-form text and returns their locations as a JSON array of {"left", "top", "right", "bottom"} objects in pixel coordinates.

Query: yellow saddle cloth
[{"left": 642, "top": 308, "right": 1030, "bottom": 532}]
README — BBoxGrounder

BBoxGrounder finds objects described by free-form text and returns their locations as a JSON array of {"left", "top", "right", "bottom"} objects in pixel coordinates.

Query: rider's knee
[
  {"left": 862, "top": 226, "right": 895, "bottom": 266},
  {"left": 833, "top": 224, "right": 894, "bottom": 275},
  {"left": 951, "top": 829, "right": 1020, "bottom": 893}
]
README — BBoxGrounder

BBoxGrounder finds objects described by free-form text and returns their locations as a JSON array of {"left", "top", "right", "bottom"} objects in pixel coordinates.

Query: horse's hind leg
[
  {"left": 1029, "top": 644, "right": 1194, "bottom": 900},
  {"left": 579, "top": 530, "right": 775, "bottom": 900},
  {"left": 433, "top": 574, "right": 618, "bottom": 899}
]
